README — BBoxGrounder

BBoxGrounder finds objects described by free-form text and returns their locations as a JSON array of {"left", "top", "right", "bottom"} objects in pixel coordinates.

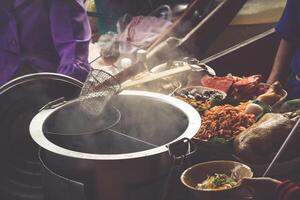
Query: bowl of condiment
[
  {"left": 173, "top": 86, "right": 226, "bottom": 114},
  {"left": 181, "top": 160, "right": 253, "bottom": 200}
]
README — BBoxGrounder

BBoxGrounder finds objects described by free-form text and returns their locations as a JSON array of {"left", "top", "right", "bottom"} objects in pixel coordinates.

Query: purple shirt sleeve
[{"left": 49, "top": 0, "right": 91, "bottom": 82}]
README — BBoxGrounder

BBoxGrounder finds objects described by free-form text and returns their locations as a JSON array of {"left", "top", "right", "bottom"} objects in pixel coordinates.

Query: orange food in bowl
[{"left": 194, "top": 104, "right": 256, "bottom": 141}]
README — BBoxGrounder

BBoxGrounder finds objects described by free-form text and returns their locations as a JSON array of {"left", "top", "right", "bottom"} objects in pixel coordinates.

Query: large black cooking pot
[
  {"left": 30, "top": 89, "right": 201, "bottom": 200},
  {"left": 0, "top": 73, "right": 82, "bottom": 200}
]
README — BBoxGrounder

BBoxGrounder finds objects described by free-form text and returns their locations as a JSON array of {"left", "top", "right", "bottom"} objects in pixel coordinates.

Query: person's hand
[{"left": 241, "top": 177, "right": 281, "bottom": 199}]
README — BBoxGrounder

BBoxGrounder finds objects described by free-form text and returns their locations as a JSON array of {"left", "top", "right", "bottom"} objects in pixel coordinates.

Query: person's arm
[
  {"left": 277, "top": 180, "right": 300, "bottom": 200},
  {"left": 241, "top": 177, "right": 281, "bottom": 199},
  {"left": 49, "top": 0, "right": 91, "bottom": 82},
  {"left": 268, "top": 0, "right": 300, "bottom": 84},
  {"left": 267, "top": 39, "right": 295, "bottom": 84},
  {"left": 242, "top": 178, "right": 300, "bottom": 200}
]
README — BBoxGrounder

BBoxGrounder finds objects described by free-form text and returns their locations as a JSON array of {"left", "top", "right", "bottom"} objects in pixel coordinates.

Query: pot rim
[
  {"left": 0, "top": 72, "right": 82, "bottom": 94},
  {"left": 30, "top": 90, "right": 201, "bottom": 160}
]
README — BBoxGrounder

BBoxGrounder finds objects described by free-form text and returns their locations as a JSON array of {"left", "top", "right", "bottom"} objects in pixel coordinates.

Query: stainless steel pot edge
[
  {"left": 30, "top": 90, "right": 201, "bottom": 161},
  {"left": 0, "top": 73, "right": 83, "bottom": 94}
]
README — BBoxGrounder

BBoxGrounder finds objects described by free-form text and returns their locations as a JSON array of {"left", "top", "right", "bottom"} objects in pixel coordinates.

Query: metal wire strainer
[
  {"left": 78, "top": 58, "right": 206, "bottom": 117},
  {"left": 79, "top": 69, "right": 121, "bottom": 117}
]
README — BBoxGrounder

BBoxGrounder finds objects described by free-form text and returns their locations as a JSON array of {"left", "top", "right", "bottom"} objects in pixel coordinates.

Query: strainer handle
[{"left": 39, "top": 97, "right": 66, "bottom": 111}]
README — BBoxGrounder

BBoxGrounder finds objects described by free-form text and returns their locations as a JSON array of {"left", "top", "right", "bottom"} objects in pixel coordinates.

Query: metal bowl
[
  {"left": 30, "top": 90, "right": 201, "bottom": 200},
  {"left": 172, "top": 85, "right": 227, "bottom": 99},
  {"left": 0, "top": 73, "right": 82, "bottom": 200},
  {"left": 30, "top": 90, "right": 200, "bottom": 160}
]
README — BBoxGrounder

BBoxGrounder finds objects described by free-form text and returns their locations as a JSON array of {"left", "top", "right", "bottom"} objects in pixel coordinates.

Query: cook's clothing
[
  {"left": 285, "top": 74, "right": 300, "bottom": 99},
  {"left": 0, "top": 0, "right": 91, "bottom": 86},
  {"left": 12, "top": 64, "right": 37, "bottom": 79},
  {"left": 118, "top": 16, "right": 172, "bottom": 54},
  {"left": 276, "top": 0, "right": 300, "bottom": 98},
  {"left": 276, "top": 180, "right": 300, "bottom": 200}
]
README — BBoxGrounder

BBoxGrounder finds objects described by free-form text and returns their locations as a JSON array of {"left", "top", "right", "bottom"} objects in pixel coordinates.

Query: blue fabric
[
  {"left": 0, "top": 0, "right": 91, "bottom": 86},
  {"left": 276, "top": 0, "right": 300, "bottom": 98},
  {"left": 285, "top": 74, "right": 300, "bottom": 99}
]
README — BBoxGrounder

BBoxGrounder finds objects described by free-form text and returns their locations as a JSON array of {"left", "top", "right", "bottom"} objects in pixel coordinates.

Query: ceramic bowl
[{"left": 181, "top": 160, "right": 253, "bottom": 200}]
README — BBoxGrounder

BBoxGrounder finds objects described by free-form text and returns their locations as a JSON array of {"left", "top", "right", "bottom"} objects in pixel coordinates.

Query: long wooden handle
[
  {"left": 148, "top": 0, "right": 202, "bottom": 51},
  {"left": 121, "top": 64, "right": 191, "bottom": 89},
  {"left": 113, "top": 61, "right": 146, "bottom": 84}
]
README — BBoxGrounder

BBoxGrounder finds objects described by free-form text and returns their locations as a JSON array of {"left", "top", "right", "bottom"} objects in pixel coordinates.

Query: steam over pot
[{"left": 30, "top": 90, "right": 201, "bottom": 200}]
